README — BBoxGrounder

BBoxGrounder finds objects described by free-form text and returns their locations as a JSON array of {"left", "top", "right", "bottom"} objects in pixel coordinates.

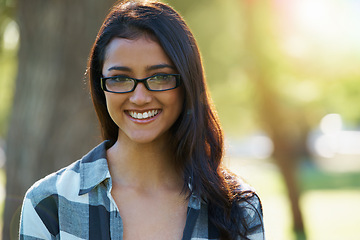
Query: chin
[
  {"left": 126, "top": 132, "right": 168, "bottom": 145},
  {"left": 130, "top": 137, "right": 157, "bottom": 144}
]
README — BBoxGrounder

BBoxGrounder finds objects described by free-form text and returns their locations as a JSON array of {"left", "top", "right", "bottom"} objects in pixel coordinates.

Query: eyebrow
[
  {"left": 147, "top": 64, "right": 176, "bottom": 71},
  {"left": 107, "top": 66, "right": 132, "bottom": 72},
  {"left": 107, "top": 64, "right": 175, "bottom": 72}
]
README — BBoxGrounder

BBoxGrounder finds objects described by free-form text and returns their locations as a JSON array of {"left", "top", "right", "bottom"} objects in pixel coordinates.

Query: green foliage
[
  {"left": 183, "top": 0, "right": 360, "bottom": 134},
  {"left": 0, "top": 48, "right": 17, "bottom": 137},
  {"left": 300, "top": 164, "right": 360, "bottom": 191},
  {"left": 0, "top": 0, "right": 17, "bottom": 138},
  {"left": 324, "top": 76, "right": 360, "bottom": 125}
]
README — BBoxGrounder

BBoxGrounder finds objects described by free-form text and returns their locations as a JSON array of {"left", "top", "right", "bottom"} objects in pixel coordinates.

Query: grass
[
  {"left": 301, "top": 189, "right": 360, "bottom": 240},
  {"left": 225, "top": 157, "right": 360, "bottom": 240},
  {"left": 300, "top": 163, "right": 360, "bottom": 190}
]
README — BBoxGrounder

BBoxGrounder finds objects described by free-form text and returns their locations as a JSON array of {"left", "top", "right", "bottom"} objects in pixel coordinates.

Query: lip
[{"left": 125, "top": 109, "right": 162, "bottom": 124}]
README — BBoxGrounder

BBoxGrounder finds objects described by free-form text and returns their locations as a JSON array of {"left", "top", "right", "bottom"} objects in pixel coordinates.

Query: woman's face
[{"left": 102, "top": 36, "right": 184, "bottom": 144}]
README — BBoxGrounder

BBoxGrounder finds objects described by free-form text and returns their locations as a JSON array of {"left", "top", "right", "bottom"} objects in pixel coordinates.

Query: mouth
[{"left": 126, "top": 109, "right": 161, "bottom": 120}]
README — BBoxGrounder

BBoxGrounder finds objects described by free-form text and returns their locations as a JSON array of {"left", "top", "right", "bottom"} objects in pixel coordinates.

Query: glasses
[{"left": 101, "top": 74, "right": 181, "bottom": 93}]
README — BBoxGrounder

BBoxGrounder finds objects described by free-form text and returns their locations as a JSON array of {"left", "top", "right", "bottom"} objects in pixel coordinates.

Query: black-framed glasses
[{"left": 101, "top": 74, "right": 181, "bottom": 93}]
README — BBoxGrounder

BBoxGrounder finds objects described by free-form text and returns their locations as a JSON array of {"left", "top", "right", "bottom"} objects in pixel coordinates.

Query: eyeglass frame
[{"left": 100, "top": 73, "right": 182, "bottom": 93}]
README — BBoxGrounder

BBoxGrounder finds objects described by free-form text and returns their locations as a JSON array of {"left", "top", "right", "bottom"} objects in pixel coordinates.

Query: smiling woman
[
  {"left": 101, "top": 37, "right": 184, "bottom": 145},
  {"left": 19, "top": 1, "right": 264, "bottom": 240}
]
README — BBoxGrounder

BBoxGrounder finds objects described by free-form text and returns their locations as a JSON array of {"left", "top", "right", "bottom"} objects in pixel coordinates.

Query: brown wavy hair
[{"left": 88, "top": 1, "right": 259, "bottom": 239}]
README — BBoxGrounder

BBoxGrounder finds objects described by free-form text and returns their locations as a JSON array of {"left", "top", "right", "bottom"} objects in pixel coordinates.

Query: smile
[{"left": 127, "top": 110, "right": 160, "bottom": 120}]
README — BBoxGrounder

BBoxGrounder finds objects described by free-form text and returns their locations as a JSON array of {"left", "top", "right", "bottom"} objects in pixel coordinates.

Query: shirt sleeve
[
  {"left": 238, "top": 193, "right": 265, "bottom": 240},
  {"left": 19, "top": 192, "right": 57, "bottom": 240}
]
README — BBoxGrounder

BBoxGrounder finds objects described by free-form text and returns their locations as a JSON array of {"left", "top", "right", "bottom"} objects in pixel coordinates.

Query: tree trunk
[
  {"left": 256, "top": 78, "right": 306, "bottom": 237},
  {"left": 241, "top": 1, "right": 306, "bottom": 238},
  {"left": 3, "top": 0, "right": 115, "bottom": 239}
]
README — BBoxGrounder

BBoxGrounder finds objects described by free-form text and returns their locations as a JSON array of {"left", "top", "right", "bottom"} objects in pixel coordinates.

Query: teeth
[{"left": 129, "top": 110, "right": 159, "bottom": 119}]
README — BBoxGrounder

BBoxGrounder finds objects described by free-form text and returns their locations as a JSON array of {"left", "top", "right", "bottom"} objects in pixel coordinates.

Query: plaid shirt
[{"left": 20, "top": 141, "right": 265, "bottom": 240}]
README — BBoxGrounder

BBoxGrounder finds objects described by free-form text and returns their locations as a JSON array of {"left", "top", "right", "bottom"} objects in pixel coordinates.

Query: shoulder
[
  {"left": 20, "top": 141, "right": 111, "bottom": 238},
  {"left": 234, "top": 177, "right": 261, "bottom": 209},
  {"left": 24, "top": 159, "right": 82, "bottom": 207},
  {"left": 24, "top": 140, "right": 111, "bottom": 205},
  {"left": 20, "top": 160, "right": 83, "bottom": 238},
  {"left": 234, "top": 178, "right": 265, "bottom": 239}
]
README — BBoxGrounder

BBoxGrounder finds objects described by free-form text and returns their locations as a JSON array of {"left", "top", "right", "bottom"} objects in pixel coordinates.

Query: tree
[
  {"left": 4, "top": 0, "right": 115, "bottom": 239},
  {"left": 240, "top": 1, "right": 306, "bottom": 238}
]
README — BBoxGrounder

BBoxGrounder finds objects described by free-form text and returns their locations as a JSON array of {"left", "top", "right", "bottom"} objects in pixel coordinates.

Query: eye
[
  {"left": 148, "top": 74, "right": 174, "bottom": 83},
  {"left": 104, "top": 76, "right": 135, "bottom": 92},
  {"left": 107, "top": 76, "right": 131, "bottom": 83},
  {"left": 146, "top": 74, "right": 178, "bottom": 91}
]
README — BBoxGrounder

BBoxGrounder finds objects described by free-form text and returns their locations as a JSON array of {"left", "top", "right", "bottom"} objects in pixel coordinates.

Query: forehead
[
  {"left": 102, "top": 37, "right": 173, "bottom": 72},
  {"left": 105, "top": 36, "right": 162, "bottom": 54}
]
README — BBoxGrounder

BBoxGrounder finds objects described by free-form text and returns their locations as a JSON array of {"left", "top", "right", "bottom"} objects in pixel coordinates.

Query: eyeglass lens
[{"left": 104, "top": 74, "right": 178, "bottom": 93}]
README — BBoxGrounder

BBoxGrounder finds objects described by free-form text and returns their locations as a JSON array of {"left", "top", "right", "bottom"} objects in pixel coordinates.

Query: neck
[{"left": 107, "top": 134, "right": 183, "bottom": 192}]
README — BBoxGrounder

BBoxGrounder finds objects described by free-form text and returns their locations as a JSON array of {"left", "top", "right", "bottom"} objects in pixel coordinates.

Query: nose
[{"left": 129, "top": 83, "right": 152, "bottom": 105}]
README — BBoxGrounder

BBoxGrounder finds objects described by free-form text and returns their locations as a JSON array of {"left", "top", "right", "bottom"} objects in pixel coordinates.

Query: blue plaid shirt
[{"left": 20, "top": 141, "right": 264, "bottom": 239}]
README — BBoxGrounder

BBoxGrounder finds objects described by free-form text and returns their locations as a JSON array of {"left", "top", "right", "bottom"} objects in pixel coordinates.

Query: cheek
[
  {"left": 106, "top": 99, "right": 114, "bottom": 118},
  {"left": 104, "top": 94, "right": 125, "bottom": 123},
  {"left": 105, "top": 100, "right": 116, "bottom": 124}
]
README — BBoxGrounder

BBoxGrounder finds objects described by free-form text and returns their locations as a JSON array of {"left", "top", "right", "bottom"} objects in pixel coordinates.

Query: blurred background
[{"left": 1, "top": 0, "right": 360, "bottom": 239}]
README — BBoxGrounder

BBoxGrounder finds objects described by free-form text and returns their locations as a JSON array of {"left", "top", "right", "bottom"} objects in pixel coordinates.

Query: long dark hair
[{"left": 88, "top": 1, "right": 260, "bottom": 239}]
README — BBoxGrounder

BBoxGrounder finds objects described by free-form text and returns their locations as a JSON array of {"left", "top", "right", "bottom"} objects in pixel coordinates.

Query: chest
[{"left": 111, "top": 187, "right": 189, "bottom": 240}]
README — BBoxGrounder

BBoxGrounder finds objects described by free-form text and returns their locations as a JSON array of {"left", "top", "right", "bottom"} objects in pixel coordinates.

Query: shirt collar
[
  {"left": 78, "top": 141, "right": 113, "bottom": 195},
  {"left": 77, "top": 140, "right": 206, "bottom": 208}
]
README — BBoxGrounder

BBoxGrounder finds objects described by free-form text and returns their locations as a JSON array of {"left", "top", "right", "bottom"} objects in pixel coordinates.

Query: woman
[{"left": 19, "top": 1, "right": 264, "bottom": 239}]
